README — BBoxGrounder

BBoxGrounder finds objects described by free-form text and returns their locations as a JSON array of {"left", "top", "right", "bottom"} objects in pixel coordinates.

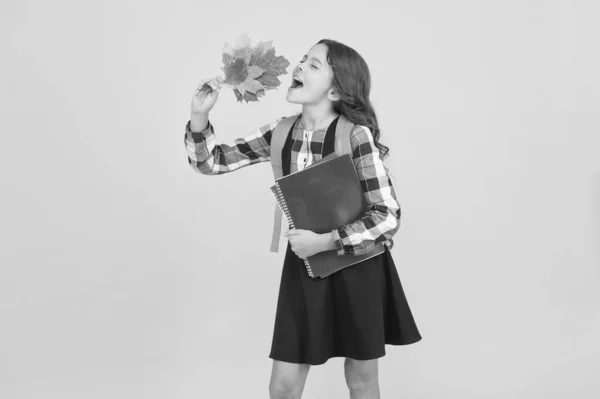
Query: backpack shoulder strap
[
  {"left": 270, "top": 114, "right": 299, "bottom": 180},
  {"left": 269, "top": 114, "right": 301, "bottom": 252},
  {"left": 334, "top": 114, "right": 355, "bottom": 156}
]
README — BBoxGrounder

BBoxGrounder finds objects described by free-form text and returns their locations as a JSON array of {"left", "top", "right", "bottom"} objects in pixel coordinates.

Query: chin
[{"left": 285, "top": 91, "right": 302, "bottom": 104}]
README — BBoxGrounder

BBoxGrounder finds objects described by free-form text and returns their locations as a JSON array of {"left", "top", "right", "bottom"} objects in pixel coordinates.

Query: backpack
[{"left": 269, "top": 113, "right": 356, "bottom": 252}]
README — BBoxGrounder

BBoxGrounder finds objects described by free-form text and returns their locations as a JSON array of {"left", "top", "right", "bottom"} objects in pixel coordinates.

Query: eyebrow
[{"left": 302, "top": 55, "right": 323, "bottom": 65}]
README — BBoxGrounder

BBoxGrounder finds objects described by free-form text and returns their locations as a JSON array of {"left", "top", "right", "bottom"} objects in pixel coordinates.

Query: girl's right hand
[{"left": 191, "top": 76, "right": 225, "bottom": 115}]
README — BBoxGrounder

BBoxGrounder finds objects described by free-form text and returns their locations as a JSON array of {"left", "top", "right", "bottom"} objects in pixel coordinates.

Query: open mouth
[{"left": 290, "top": 77, "right": 304, "bottom": 89}]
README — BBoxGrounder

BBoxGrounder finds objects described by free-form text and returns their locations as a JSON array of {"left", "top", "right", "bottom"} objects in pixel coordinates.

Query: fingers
[
  {"left": 196, "top": 76, "right": 223, "bottom": 95},
  {"left": 195, "top": 82, "right": 211, "bottom": 98},
  {"left": 199, "top": 80, "right": 216, "bottom": 93},
  {"left": 284, "top": 229, "right": 301, "bottom": 237},
  {"left": 207, "top": 78, "right": 219, "bottom": 92}
]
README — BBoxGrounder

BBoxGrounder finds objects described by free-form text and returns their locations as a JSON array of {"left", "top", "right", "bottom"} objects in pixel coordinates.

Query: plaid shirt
[{"left": 184, "top": 116, "right": 401, "bottom": 256}]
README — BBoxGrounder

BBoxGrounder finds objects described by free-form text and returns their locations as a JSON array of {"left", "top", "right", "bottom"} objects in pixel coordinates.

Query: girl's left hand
[{"left": 285, "top": 229, "right": 322, "bottom": 259}]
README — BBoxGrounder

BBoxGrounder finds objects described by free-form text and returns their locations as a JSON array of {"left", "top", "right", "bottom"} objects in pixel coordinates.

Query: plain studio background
[{"left": 2, "top": 0, "right": 599, "bottom": 398}]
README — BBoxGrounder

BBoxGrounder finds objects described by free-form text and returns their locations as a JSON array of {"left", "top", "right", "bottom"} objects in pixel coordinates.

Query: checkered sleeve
[
  {"left": 184, "top": 117, "right": 283, "bottom": 175},
  {"left": 330, "top": 124, "right": 401, "bottom": 256}
]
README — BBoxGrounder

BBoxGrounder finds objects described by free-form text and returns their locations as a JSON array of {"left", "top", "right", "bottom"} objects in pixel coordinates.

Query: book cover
[{"left": 271, "top": 154, "right": 384, "bottom": 278}]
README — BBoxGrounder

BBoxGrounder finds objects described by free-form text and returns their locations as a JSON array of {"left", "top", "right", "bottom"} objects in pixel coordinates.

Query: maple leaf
[
  {"left": 222, "top": 52, "right": 232, "bottom": 66},
  {"left": 253, "top": 40, "right": 273, "bottom": 55},
  {"left": 247, "top": 65, "right": 265, "bottom": 79},
  {"left": 233, "top": 87, "right": 261, "bottom": 103},
  {"left": 222, "top": 58, "right": 248, "bottom": 86},
  {"left": 250, "top": 47, "right": 290, "bottom": 76},
  {"left": 256, "top": 72, "right": 281, "bottom": 88},
  {"left": 234, "top": 31, "right": 251, "bottom": 49},
  {"left": 235, "top": 80, "right": 262, "bottom": 97},
  {"left": 233, "top": 88, "right": 243, "bottom": 102},
  {"left": 212, "top": 32, "right": 290, "bottom": 103},
  {"left": 243, "top": 91, "right": 258, "bottom": 102}
]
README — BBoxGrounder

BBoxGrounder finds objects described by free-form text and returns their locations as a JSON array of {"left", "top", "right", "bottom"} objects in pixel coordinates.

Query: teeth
[{"left": 290, "top": 76, "right": 303, "bottom": 90}]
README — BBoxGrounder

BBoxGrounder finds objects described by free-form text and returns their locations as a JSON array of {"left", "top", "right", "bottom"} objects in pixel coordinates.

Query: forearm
[
  {"left": 184, "top": 115, "right": 274, "bottom": 175},
  {"left": 317, "top": 232, "right": 337, "bottom": 253},
  {"left": 190, "top": 112, "right": 209, "bottom": 133},
  {"left": 331, "top": 205, "right": 400, "bottom": 256}
]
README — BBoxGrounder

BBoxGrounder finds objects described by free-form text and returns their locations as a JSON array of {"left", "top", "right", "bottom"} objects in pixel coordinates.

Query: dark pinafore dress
[{"left": 268, "top": 116, "right": 422, "bottom": 366}]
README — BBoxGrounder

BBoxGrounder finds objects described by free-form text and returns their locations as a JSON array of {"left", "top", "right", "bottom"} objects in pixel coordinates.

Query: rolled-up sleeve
[
  {"left": 331, "top": 125, "right": 401, "bottom": 256},
  {"left": 184, "top": 117, "right": 283, "bottom": 175}
]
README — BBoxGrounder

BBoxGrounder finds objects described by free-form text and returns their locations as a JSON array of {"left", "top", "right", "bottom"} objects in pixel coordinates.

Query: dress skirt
[{"left": 269, "top": 241, "right": 422, "bottom": 366}]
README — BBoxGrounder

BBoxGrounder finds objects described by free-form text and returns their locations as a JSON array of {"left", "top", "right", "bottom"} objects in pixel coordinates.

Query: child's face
[{"left": 286, "top": 43, "right": 336, "bottom": 106}]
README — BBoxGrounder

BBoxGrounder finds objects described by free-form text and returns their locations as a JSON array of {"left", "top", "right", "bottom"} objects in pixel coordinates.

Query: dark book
[{"left": 270, "top": 153, "right": 385, "bottom": 278}]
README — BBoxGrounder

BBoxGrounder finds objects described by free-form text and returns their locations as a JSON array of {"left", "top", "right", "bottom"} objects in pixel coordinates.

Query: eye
[{"left": 298, "top": 58, "right": 318, "bottom": 69}]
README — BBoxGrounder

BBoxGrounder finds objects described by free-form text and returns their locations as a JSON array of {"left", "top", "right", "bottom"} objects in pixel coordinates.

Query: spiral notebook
[{"left": 270, "top": 153, "right": 385, "bottom": 278}]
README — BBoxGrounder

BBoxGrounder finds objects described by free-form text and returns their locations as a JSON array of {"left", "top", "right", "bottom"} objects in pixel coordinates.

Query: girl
[{"left": 184, "top": 39, "right": 421, "bottom": 399}]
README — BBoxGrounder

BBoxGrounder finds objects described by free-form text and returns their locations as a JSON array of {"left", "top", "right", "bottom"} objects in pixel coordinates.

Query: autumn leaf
[
  {"left": 222, "top": 58, "right": 248, "bottom": 86},
  {"left": 216, "top": 32, "right": 290, "bottom": 103},
  {"left": 250, "top": 47, "right": 289, "bottom": 76},
  {"left": 247, "top": 65, "right": 265, "bottom": 79},
  {"left": 222, "top": 52, "right": 232, "bottom": 66},
  {"left": 253, "top": 40, "right": 273, "bottom": 55},
  {"left": 233, "top": 88, "right": 243, "bottom": 102},
  {"left": 235, "top": 78, "right": 264, "bottom": 98},
  {"left": 243, "top": 91, "right": 258, "bottom": 102},
  {"left": 234, "top": 31, "right": 251, "bottom": 49},
  {"left": 256, "top": 72, "right": 281, "bottom": 88}
]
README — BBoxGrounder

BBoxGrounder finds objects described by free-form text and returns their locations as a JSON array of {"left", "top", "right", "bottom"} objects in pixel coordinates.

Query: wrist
[
  {"left": 191, "top": 111, "right": 209, "bottom": 119},
  {"left": 318, "top": 232, "right": 336, "bottom": 252},
  {"left": 190, "top": 112, "right": 209, "bottom": 132}
]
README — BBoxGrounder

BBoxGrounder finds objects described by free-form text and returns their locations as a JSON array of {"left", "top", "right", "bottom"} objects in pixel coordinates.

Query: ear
[{"left": 327, "top": 88, "right": 340, "bottom": 102}]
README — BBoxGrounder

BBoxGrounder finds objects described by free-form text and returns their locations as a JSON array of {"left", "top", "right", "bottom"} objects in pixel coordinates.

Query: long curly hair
[{"left": 317, "top": 39, "right": 390, "bottom": 168}]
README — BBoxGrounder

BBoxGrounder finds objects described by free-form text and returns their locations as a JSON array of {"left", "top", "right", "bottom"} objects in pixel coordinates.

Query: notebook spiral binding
[{"left": 273, "top": 182, "right": 314, "bottom": 277}]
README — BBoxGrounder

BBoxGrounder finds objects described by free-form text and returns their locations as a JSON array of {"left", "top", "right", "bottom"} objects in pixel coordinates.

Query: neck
[{"left": 300, "top": 104, "right": 339, "bottom": 131}]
